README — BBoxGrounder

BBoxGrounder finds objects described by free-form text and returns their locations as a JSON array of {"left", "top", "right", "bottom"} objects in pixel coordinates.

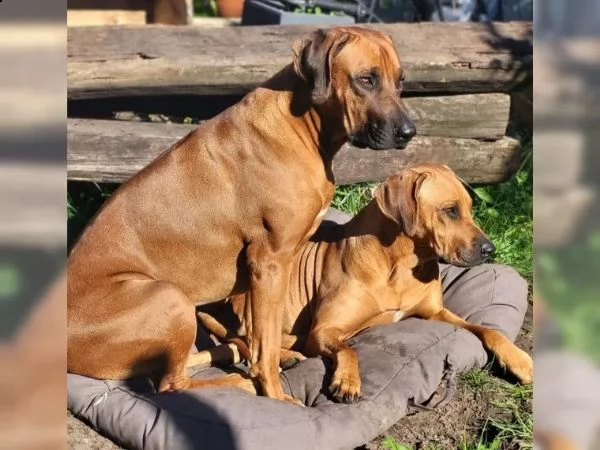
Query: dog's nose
[
  {"left": 397, "top": 121, "right": 416, "bottom": 140},
  {"left": 480, "top": 240, "right": 495, "bottom": 258}
]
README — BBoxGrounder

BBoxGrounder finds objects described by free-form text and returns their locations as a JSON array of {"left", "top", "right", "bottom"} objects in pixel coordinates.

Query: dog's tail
[{"left": 197, "top": 311, "right": 251, "bottom": 361}]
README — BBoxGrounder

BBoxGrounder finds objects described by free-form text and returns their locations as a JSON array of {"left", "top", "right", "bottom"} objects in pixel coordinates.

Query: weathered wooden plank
[
  {"left": 67, "top": 9, "right": 147, "bottom": 27},
  {"left": 0, "top": 164, "right": 65, "bottom": 248},
  {"left": 192, "top": 17, "right": 241, "bottom": 28},
  {"left": 68, "top": 0, "right": 147, "bottom": 9},
  {"left": 534, "top": 39, "right": 599, "bottom": 127},
  {"left": 334, "top": 136, "right": 520, "bottom": 185},
  {"left": 70, "top": 93, "right": 511, "bottom": 140},
  {"left": 67, "top": 119, "right": 521, "bottom": 185},
  {"left": 0, "top": 30, "right": 65, "bottom": 132},
  {"left": 379, "top": 94, "right": 509, "bottom": 139},
  {"left": 67, "top": 22, "right": 532, "bottom": 100},
  {"left": 67, "top": 0, "right": 193, "bottom": 24}
]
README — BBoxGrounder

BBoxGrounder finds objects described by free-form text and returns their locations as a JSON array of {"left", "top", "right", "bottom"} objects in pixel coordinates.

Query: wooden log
[
  {"left": 69, "top": 93, "right": 511, "bottom": 140},
  {"left": 67, "top": 119, "right": 521, "bottom": 185},
  {"left": 192, "top": 17, "right": 241, "bottom": 28},
  {"left": 0, "top": 164, "right": 65, "bottom": 248},
  {"left": 0, "top": 28, "right": 65, "bottom": 132},
  {"left": 68, "top": 0, "right": 145, "bottom": 8},
  {"left": 402, "top": 94, "right": 509, "bottom": 140},
  {"left": 534, "top": 39, "right": 600, "bottom": 127},
  {"left": 67, "top": 0, "right": 192, "bottom": 25},
  {"left": 67, "top": 22, "right": 532, "bottom": 100},
  {"left": 67, "top": 9, "right": 147, "bottom": 27}
]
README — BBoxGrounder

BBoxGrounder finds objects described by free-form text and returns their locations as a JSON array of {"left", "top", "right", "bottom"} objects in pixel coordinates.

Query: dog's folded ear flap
[
  {"left": 374, "top": 170, "right": 428, "bottom": 236},
  {"left": 292, "top": 29, "right": 352, "bottom": 105}
]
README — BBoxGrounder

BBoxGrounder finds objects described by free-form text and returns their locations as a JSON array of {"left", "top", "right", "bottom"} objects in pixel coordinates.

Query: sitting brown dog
[
  {"left": 67, "top": 27, "right": 416, "bottom": 405},
  {"left": 198, "top": 163, "right": 534, "bottom": 403}
]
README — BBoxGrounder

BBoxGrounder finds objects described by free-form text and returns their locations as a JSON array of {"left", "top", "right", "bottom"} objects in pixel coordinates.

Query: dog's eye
[
  {"left": 444, "top": 207, "right": 459, "bottom": 220},
  {"left": 358, "top": 75, "right": 375, "bottom": 90}
]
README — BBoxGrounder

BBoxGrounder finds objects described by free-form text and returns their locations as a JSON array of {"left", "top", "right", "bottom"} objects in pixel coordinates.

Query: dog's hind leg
[
  {"left": 140, "top": 284, "right": 255, "bottom": 395},
  {"left": 69, "top": 279, "right": 257, "bottom": 395}
]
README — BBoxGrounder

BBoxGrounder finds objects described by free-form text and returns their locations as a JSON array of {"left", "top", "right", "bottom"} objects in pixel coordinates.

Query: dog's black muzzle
[{"left": 350, "top": 115, "right": 416, "bottom": 150}]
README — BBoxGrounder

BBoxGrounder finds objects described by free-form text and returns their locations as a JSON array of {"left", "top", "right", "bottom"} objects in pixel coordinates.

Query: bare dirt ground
[
  {"left": 68, "top": 412, "right": 121, "bottom": 450},
  {"left": 67, "top": 303, "right": 533, "bottom": 450}
]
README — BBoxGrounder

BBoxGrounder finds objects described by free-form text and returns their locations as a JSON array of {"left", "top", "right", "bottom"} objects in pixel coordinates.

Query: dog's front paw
[
  {"left": 506, "top": 347, "right": 533, "bottom": 384},
  {"left": 487, "top": 331, "right": 533, "bottom": 384},
  {"left": 329, "top": 370, "right": 361, "bottom": 404},
  {"left": 497, "top": 345, "right": 533, "bottom": 384}
]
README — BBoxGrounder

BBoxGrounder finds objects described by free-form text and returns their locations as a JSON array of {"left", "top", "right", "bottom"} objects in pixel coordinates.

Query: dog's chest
[{"left": 381, "top": 267, "right": 431, "bottom": 315}]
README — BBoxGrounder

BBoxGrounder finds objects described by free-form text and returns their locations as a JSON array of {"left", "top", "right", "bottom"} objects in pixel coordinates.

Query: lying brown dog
[
  {"left": 198, "top": 163, "right": 534, "bottom": 403},
  {"left": 67, "top": 27, "right": 416, "bottom": 404}
]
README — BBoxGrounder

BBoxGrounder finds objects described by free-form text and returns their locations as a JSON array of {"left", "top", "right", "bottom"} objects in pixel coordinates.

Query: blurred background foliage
[{"left": 538, "top": 237, "right": 600, "bottom": 363}]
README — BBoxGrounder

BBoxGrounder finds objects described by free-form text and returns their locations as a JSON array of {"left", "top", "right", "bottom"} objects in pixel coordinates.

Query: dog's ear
[
  {"left": 292, "top": 29, "right": 352, "bottom": 105},
  {"left": 374, "top": 170, "right": 429, "bottom": 236}
]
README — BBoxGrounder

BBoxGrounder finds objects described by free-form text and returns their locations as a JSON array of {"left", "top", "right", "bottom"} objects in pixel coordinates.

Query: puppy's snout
[
  {"left": 480, "top": 240, "right": 495, "bottom": 258},
  {"left": 395, "top": 120, "right": 416, "bottom": 141}
]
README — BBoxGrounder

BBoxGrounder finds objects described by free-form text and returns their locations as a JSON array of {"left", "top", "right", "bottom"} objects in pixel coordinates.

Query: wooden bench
[{"left": 67, "top": 22, "right": 532, "bottom": 186}]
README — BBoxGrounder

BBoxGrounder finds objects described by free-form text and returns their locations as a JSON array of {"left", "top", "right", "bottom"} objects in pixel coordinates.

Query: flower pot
[{"left": 216, "top": 0, "right": 245, "bottom": 18}]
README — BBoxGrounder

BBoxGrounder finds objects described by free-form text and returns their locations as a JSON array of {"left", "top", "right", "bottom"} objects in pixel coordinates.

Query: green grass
[
  {"left": 331, "top": 182, "right": 376, "bottom": 216},
  {"left": 463, "top": 369, "right": 532, "bottom": 450},
  {"left": 487, "top": 403, "right": 533, "bottom": 449},
  {"left": 193, "top": 0, "right": 217, "bottom": 17},
  {"left": 67, "top": 182, "right": 119, "bottom": 248},
  {"left": 470, "top": 145, "right": 532, "bottom": 282},
  {"left": 461, "top": 366, "right": 496, "bottom": 391},
  {"left": 538, "top": 240, "right": 600, "bottom": 362},
  {"left": 458, "top": 432, "right": 503, "bottom": 450},
  {"left": 381, "top": 436, "right": 413, "bottom": 450}
]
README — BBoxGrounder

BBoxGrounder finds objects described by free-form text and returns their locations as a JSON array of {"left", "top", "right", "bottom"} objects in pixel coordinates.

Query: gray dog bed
[{"left": 67, "top": 209, "right": 528, "bottom": 450}]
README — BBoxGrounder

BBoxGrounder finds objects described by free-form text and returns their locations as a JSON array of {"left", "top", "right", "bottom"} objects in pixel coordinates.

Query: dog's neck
[
  {"left": 341, "top": 200, "right": 438, "bottom": 267},
  {"left": 251, "top": 65, "right": 348, "bottom": 162}
]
